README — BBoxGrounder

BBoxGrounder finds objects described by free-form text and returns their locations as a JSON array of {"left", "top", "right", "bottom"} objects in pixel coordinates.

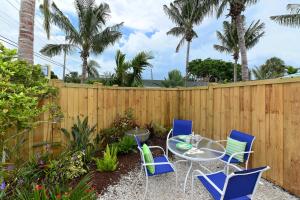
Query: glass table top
[{"left": 167, "top": 135, "right": 225, "bottom": 162}]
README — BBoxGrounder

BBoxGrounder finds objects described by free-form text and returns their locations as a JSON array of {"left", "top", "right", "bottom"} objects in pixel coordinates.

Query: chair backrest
[
  {"left": 172, "top": 119, "right": 193, "bottom": 137},
  {"left": 223, "top": 166, "right": 269, "bottom": 200},
  {"left": 229, "top": 130, "right": 255, "bottom": 162}
]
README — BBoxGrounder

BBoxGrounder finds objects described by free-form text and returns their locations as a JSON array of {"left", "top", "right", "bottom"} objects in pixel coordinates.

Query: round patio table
[{"left": 167, "top": 135, "right": 226, "bottom": 193}]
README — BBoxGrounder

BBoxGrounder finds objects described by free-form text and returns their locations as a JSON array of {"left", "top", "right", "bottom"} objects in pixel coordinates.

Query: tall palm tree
[
  {"left": 40, "top": 1, "right": 123, "bottom": 83},
  {"left": 86, "top": 60, "right": 100, "bottom": 78},
  {"left": 163, "top": 0, "right": 209, "bottom": 86},
  {"left": 271, "top": 4, "right": 300, "bottom": 27},
  {"left": 18, "top": 0, "right": 51, "bottom": 63},
  {"left": 207, "top": 0, "right": 259, "bottom": 81},
  {"left": 214, "top": 20, "right": 265, "bottom": 82}
]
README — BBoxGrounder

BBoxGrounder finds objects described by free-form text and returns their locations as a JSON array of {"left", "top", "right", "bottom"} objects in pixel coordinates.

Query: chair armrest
[
  {"left": 167, "top": 129, "right": 173, "bottom": 139},
  {"left": 143, "top": 162, "right": 171, "bottom": 166},
  {"left": 192, "top": 170, "right": 224, "bottom": 194},
  {"left": 228, "top": 151, "right": 254, "bottom": 164},
  {"left": 148, "top": 146, "right": 165, "bottom": 154}
]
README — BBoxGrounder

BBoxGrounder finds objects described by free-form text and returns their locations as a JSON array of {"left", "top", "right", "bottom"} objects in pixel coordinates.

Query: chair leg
[
  {"left": 143, "top": 176, "right": 149, "bottom": 200},
  {"left": 191, "top": 175, "right": 194, "bottom": 200}
]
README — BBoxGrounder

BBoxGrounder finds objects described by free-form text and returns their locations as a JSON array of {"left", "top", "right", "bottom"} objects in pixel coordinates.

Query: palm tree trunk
[
  {"left": 18, "top": 0, "right": 36, "bottom": 64},
  {"left": 234, "top": 58, "right": 238, "bottom": 82},
  {"left": 63, "top": 49, "right": 67, "bottom": 81},
  {"left": 81, "top": 55, "right": 88, "bottom": 83},
  {"left": 235, "top": 15, "right": 249, "bottom": 81},
  {"left": 185, "top": 40, "right": 191, "bottom": 87}
]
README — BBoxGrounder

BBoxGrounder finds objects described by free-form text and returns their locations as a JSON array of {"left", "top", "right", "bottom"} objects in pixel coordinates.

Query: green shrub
[
  {"left": 94, "top": 145, "right": 118, "bottom": 172},
  {"left": 112, "top": 136, "right": 136, "bottom": 154},
  {"left": 15, "top": 174, "right": 97, "bottom": 200},
  {"left": 147, "top": 122, "right": 167, "bottom": 139},
  {"left": 112, "top": 109, "right": 137, "bottom": 132},
  {"left": 61, "top": 117, "right": 96, "bottom": 162}
]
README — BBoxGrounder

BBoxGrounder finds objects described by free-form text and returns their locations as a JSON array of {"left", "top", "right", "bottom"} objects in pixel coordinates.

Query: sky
[{"left": 0, "top": 0, "right": 299, "bottom": 80}]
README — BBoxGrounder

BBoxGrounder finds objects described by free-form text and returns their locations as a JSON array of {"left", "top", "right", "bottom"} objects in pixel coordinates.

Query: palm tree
[
  {"left": 130, "top": 52, "right": 154, "bottom": 86},
  {"left": 252, "top": 57, "right": 286, "bottom": 80},
  {"left": 18, "top": 0, "right": 51, "bottom": 63},
  {"left": 161, "top": 70, "right": 184, "bottom": 88},
  {"left": 214, "top": 20, "right": 265, "bottom": 82},
  {"left": 114, "top": 50, "right": 130, "bottom": 86},
  {"left": 207, "top": 0, "right": 259, "bottom": 81},
  {"left": 113, "top": 50, "right": 153, "bottom": 87},
  {"left": 271, "top": 4, "right": 300, "bottom": 27},
  {"left": 163, "top": 0, "right": 209, "bottom": 86},
  {"left": 87, "top": 60, "right": 100, "bottom": 78},
  {"left": 40, "top": 1, "right": 123, "bottom": 83}
]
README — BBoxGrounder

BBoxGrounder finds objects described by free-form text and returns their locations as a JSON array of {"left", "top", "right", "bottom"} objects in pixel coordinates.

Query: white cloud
[{"left": 0, "top": 0, "right": 299, "bottom": 79}]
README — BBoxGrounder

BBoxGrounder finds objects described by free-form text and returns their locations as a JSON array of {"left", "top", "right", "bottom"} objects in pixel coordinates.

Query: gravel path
[{"left": 98, "top": 160, "right": 298, "bottom": 200}]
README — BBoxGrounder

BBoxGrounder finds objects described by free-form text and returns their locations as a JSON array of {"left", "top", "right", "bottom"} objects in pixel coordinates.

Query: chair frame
[
  {"left": 136, "top": 144, "right": 178, "bottom": 200},
  {"left": 216, "top": 130, "right": 255, "bottom": 174},
  {"left": 191, "top": 166, "right": 270, "bottom": 200}
]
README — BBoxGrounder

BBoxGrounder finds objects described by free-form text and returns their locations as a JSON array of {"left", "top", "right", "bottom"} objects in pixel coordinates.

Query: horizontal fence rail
[{"left": 27, "top": 78, "right": 300, "bottom": 196}]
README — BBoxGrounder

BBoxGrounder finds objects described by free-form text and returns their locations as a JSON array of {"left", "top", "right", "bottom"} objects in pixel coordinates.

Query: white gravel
[{"left": 98, "top": 160, "right": 298, "bottom": 200}]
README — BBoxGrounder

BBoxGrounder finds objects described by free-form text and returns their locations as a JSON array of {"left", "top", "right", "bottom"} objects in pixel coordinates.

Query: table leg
[{"left": 184, "top": 161, "right": 193, "bottom": 193}]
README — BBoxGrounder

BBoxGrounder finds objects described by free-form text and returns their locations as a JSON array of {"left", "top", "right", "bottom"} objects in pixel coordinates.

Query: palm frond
[
  {"left": 39, "top": 0, "right": 51, "bottom": 39},
  {"left": 271, "top": 4, "right": 300, "bottom": 27},
  {"left": 176, "top": 37, "right": 186, "bottom": 52},
  {"left": 166, "top": 27, "right": 185, "bottom": 36},
  {"left": 40, "top": 44, "right": 76, "bottom": 57}
]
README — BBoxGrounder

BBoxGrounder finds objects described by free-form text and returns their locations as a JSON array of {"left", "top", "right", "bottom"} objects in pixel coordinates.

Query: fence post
[{"left": 207, "top": 84, "right": 215, "bottom": 139}]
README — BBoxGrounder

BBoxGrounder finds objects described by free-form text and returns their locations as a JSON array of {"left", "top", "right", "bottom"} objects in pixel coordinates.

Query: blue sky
[{"left": 0, "top": 0, "right": 299, "bottom": 80}]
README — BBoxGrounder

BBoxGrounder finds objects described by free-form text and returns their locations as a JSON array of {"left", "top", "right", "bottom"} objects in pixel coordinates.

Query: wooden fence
[{"left": 30, "top": 78, "right": 300, "bottom": 196}]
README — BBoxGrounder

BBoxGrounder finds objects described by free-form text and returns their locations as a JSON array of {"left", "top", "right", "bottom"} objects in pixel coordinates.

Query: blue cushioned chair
[
  {"left": 166, "top": 119, "right": 193, "bottom": 157},
  {"left": 217, "top": 130, "right": 255, "bottom": 174},
  {"left": 192, "top": 166, "right": 270, "bottom": 200},
  {"left": 134, "top": 136, "right": 177, "bottom": 200}
]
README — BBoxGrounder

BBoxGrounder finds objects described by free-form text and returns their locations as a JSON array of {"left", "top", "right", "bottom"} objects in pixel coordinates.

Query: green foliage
[
  {"left": 188, "top": 58, "right": 242, "bottom": 82},
  {"left": 94, "top": 145, "right": 118, "bottom": 172},
  {"left": 15, "top": 174, "right": 97, "bottom": 200},
  {"left": 286, "top": 66, "right": 298, "bottom": 75},
  {"left": 112, "top": 136, "right": 136, "bottom": 154},
  {"left": 64, "top": 72, "right": 81, "bottom": 83},
  {"left": 50, "top": 71, "right": 58, "bottom": 79},
  {"left": 147, "top": 122, "right": 167, "bottom": 139},
  {"left": 161, "top": 70, "right": 184, "bottom": 88},
  {"left": 96, "top": 109, "right": 137, "bottom": 148},
  {"left": 271, "top": 4, "right": 300, "bottom": 27},
  {"left": 252, "top": 57, "right": 286, "bottom": 80},
  {"left": 0, "top": 44, "right": 60, "bottom": 163}
]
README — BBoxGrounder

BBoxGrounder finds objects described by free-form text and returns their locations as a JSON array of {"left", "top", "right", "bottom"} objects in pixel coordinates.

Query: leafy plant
[
  {"left": 15, "top": 174, "right": 97, "bottom": 200},
  {"left": 161, "top": 70, "right": 184, "bottom": 88},
  {"left": 61, "top": 117, "right": 96, "bottom": 161},
  {"left": 94, "top": 145, "right": 118, "bottom": 172},
  {"left": 147, "top": 122, "right": 168, "bottom": 139},
  {"left": 0, "top": 43, "right": 60, "bottom": 164},
  {"left": 112, "top": 136, "right": 136, "bottom": 154}
]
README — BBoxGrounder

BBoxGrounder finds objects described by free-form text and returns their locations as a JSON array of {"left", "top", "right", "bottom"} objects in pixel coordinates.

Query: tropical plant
[
  {"left": 208, "top": 0, "right": 260, "bottom": 81},
  {"left": 94, "top": 145, "right": 118, "bottom": 172},
  {"left": 214, "top": 20, "right": 265, "bottom": 82},
  {"left": 0, "top": 44, "right": 60, "bottom": 164},
  {"left": 112, "top": 136, "right": 136, "bottom": 155},
  {"left": 252, "top": 57, "right": 286, "bottom": 80},
  {"left": 271, "top": 4, "right": 300, "bottom": 27},
  {"left": 15, "top": 174, "right": 97, "bottom": 200},
  {"left": 188, "top": 58, "right": 241, "bottom": 82},
  {"left": 40, "top": 0, "right": 123, "bottom": 83},
  {"left": 61, "top": 117, "right": 96, "bottom": 160},
  {"left": 146, "top": 122, "right": 168, "bottom": 139},
  {"left": 87, "top": 60, "right": 100, "bottom": 78},
  {"left": 64, "top": 72, "right": 81, "bottom": 83},
  {"left": 113, "top": 50, "right": 153, "bottom": 87},
  {"left": 164, "top": 0, "right": 210, "bottom": 85},
  {"left": 161, "top": 70, "right": 184, "bottom": 87}
]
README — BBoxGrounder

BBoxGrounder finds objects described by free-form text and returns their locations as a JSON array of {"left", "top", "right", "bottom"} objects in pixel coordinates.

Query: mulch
[{"left": 87, "top": 136, "right": 167, "bottom": 195}]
